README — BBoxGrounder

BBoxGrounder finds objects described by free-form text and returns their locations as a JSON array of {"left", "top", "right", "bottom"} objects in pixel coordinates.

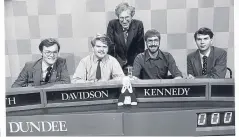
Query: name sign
[
  {"left": 46, "top": 88, "right": 121, "bottom": 103},
  {"left": 135, "top": 85, "right": 206, "bottom": 98},
  {"left": 211, "top": 85, "right": 234, "bottom": 97},
  {"left": 6, "top": 113, "right": 123, "bottom": 136},
  {"left": 6, "top": 93, "right": 41, "bottom": 107},
  {"left": 8, "top": 121, "right": 67, "bottom": 133}
]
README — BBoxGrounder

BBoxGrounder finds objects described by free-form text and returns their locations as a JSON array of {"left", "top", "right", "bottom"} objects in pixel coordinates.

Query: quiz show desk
[{"left": 6, "top": 79, "right": 235, "bottom": 136}]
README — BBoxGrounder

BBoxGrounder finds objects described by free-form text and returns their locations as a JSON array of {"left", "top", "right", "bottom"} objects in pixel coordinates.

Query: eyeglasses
[
  {"left": 119, "top": 16, "right": 131, "bottom": 21},
  {"left": 43, "top": 51, "right": 58, "bottom": 56},
  {"left": 147, "top": 40, "right": 159, "bottom": 45}
]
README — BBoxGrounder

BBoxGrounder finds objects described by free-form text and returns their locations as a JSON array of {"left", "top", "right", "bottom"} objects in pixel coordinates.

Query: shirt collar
[
  {"left": 121, "top": 22, "right": 131, "bottom": 32},
  {"left": 92, "top": 54, "right": 109, "bottom": 64},
  {"left": 199, "top": 47, "right": 211, "bottom": 59},
  {"left": 42, "top": 60, "right": 54, "bottom": 72},
  {"left": 145, "top": 49, "right": 163, "bottom": 61},
  {"left": 123, "top": 27, "right": 129, "bottom": 32}
]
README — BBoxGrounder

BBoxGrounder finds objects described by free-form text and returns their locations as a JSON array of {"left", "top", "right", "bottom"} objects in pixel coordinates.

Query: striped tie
[
  {"left": 202, "top": 56, "right": 207, "bottom": 75},
  {"left": 45, "top": 66, "right": 52, "bottom": 82},
  {"left": 123, "top": 28, "right": 128, "bottom": 44}
]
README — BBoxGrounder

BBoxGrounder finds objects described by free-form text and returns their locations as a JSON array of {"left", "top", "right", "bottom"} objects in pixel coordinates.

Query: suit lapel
[
  {"left": 119, "top": 32, "right": 127, "bottom": 49},
  {"left": 193, "top": 51, "right": 203, "bottom": 76},
  {"left": 32, "top": 59, "right": 42, "bottom": 86},
  {"left": 116, "top": 22, "right": 127, "bottom": 51},
  {"left": 207, "top": 47, "right": 214, "bottom": 73},
  {"left": 49, "top": 59, "right": 58, "bottom": 82},
  {"left": 126, "top": 22, "right": 136, "bottom": 49}
]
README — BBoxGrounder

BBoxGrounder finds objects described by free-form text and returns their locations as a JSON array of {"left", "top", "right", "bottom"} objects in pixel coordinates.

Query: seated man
[
  {"left": 187, "top": 27, "right": 227, "bottom": 79},
  {"left": 12, "top": 38, "right": 71, "bottom": 88},
  {"left": 133, "top": 29, "right": 182, "bottom": 79},
  {"left": 72, "top": 34, "right": 125, "bottom": 83}
]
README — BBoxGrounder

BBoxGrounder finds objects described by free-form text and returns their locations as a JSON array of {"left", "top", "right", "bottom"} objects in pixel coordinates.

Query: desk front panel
[
  {"left": 6, "top": 79, "right": 235, "bottom": 136},
  {"left": 6, "top": 107, "right": 235, "bottom": 136}
]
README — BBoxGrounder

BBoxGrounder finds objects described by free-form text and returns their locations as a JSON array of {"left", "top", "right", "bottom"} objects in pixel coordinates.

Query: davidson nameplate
[{"left": 46, "top": 88, "right": 121, "bottom": 103}]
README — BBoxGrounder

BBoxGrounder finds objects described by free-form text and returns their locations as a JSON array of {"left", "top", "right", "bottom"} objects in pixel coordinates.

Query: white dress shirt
[{"left": 199, "top": 48, "right": 211, "bottom": 68}]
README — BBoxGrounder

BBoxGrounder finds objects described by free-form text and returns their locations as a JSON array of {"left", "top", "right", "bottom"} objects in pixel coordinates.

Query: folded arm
[
  {"left": 168, "top": 53, "right": 183, "bottom": 78},
  {"left": 111, "top": 58, "right": 125, "bottom": 80},
  {"left": 72, "top": 60, "right": 87, "bottom": 83},
  {"left": 132, "top": 54, "right": 142, "bottom": 79},
  {"left": 11, "top": 63, "right": 28, "bottom": 88},
  {"left": 52, "top": 60, "right": 71, "bottom": 84}
]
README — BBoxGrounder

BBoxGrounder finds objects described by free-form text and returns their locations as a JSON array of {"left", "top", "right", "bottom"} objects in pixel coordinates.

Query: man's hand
[
  {"left": 186, "top": 74, "right": 195, "bottom": 79},
  {"left": 174, "top": 76, "right": 182, "bottom": 79},
  {"left": 129, "top": 76, "right": 139, "bottom": 80},
  {"left": 97, "top": 79, "right": 108, "bottom": 82},
  {"left": 85, "top": 79, "right": 96, "bottom": 83}
]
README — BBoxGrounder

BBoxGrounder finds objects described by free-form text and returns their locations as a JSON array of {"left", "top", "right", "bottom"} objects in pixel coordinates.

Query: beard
[{"left": 148, "top": 45, "right": 159, "bottom": 54}]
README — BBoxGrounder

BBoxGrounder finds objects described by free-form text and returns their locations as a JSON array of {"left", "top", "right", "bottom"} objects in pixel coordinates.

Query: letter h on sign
[{"left": 6, "top": 97, "right": 16, "bottom": 106}]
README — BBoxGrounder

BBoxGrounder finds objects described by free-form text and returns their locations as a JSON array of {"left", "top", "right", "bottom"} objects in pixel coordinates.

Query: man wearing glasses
[
  {"left": 107, "top": 2, "right": 145, "bottom": 74},
  {"left": 12, "top": 38, "right": 71, "bottom": 87},
  {"left": 132, "top": 29, "right": 182, "bottom": 79}
]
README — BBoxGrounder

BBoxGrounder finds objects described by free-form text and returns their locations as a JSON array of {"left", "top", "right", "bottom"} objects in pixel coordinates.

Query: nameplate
[
  {"left": 135, "top": 85, "right": 206, "bottom": 98},
  {"left": 6, "top": 93, "right": 41, "bottom": 107},
  {"left": 46, "top": 88, "right": 121, "bottom": 103},
  {"left": 6, "top": 113, "right": 122, "bottom": 136},
  {"left": 211, "top": 85, "right": 234, "bottom": 97}
]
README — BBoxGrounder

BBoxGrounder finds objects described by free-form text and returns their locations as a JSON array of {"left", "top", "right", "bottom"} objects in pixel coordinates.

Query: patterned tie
[
  {"left": 96, "top": 59, "right": 101, "bottom": 80},
  {"left": 45, "top": 66, "right": 52, "bottom": 82},
  {"left": 123, "top": 28, "right": 128, "bottom": 44},
  {"left": 202, "top": 56, "right": 207, "bottom": 75}
]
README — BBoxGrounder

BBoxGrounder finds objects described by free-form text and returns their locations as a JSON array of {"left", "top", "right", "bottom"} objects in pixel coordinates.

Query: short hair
[
  {"left": 39, "top": 38, "right": 60, "bottom": 52},
  {"left": 144, "top": 29, "right": 161, "bottom": 41},
  {"left": 115, "top": 2, "right": 135, "bottom": 17},
  {"left": 194, "top": 27, "right": 214, "bottom": 40},
  {"left": 91, "top": 34, "right": 111, "bottom": 47}
]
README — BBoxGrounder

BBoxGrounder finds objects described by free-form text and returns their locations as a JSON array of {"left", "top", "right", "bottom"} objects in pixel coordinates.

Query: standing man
[
  {"left": 187, "top": 27, "right": 227, "bottom": 79},
  {"left": 133, "top": 29, "right": 182, "bottom": 79},
  {"left": 12, "top": 38, "right": 71, "bottom": 87},
  {"left": 72, "top": 34, "right": 125, "bottom": 83},
  {"left": 107, "top": 2, "right": 145, "bottom": 73}
]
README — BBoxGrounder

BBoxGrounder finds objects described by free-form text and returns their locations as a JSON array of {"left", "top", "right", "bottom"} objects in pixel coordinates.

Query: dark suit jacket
[
  {"left": 107, "top": 19, "right": 145, "bottom": 67},
  {"left": 187, "top": 46, "right": 227, "bottom": 78},
  {"left": 12, "top": 57, "right": 71, "bottom": 88}
]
